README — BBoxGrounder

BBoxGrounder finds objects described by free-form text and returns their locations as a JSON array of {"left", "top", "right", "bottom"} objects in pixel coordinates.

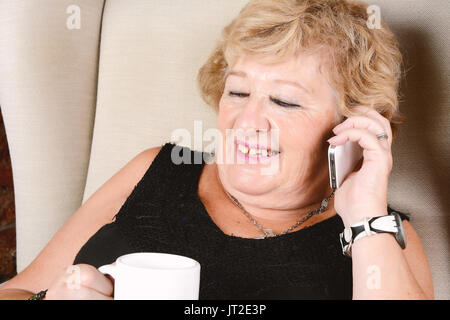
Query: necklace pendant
[
  {"left": 253, "top": 235, "right": 266, "bottom": 240},
  {"left": 253, "top": 228, "right": 276, "bottom": 240},
  {"left": 263, "top": 228, "right": 276, "bottom": 238}
]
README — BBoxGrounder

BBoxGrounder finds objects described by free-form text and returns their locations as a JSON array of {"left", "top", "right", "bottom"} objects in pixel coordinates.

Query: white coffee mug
[{"left": 98, "top": 252, "right": 201, "bottom": 300}]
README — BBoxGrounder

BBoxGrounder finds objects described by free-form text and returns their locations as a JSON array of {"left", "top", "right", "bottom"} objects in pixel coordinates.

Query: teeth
[
  {"left": 237, "top": 144, "right": 279, "bottom": 157},
  {"left": 237, "top": 144, "right": 249, "bottom": 154}
]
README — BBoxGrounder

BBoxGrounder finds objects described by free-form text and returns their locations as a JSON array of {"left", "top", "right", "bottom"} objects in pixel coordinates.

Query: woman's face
[{"left": 216, "top": 51, "right": 341, "bottom": 208}]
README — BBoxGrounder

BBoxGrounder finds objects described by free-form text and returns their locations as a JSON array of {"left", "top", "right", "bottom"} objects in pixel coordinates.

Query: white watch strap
[
  {"left": 350, "top": 215, "right": 398, "bottom": 242},
  {"left": 370, "top": 215, "right": 398, "bottom": 232},
  {"left": 340, "top": 214, "right": 404, "bottom": 257}
]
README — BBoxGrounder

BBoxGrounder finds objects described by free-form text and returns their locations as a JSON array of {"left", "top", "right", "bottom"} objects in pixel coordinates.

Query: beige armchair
[{"left": 0, "top": 0, "right": 448, "bottom": 298}]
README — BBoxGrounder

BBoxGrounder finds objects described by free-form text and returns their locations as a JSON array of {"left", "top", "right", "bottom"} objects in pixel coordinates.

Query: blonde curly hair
[{"left": 197, "top": 0, "right": 405, "bottom": 138}]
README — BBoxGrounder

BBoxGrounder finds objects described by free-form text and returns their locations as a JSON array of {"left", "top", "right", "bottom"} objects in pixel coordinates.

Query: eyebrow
[{"left": 226, "top": 70, "right": 311, "bottom": 95}]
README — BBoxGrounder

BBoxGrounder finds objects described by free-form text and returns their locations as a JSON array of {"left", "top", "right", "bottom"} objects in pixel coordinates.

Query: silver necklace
[{"left": 225, "top": 191, "right": 335, "bottom": 239}]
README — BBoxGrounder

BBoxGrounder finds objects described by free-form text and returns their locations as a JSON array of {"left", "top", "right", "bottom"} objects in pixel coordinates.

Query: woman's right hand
[{"left": 44, "top": 264, "right": 114, "bottom": 300}]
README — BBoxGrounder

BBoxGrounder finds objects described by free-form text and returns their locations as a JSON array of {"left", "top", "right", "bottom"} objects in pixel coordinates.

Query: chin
[{"left": 219, "top": 161, "right": 280, "bottom": 195}]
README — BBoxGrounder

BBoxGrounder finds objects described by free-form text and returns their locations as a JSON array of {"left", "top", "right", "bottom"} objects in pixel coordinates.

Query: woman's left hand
[{"left": 327, "top": 106, "right": 393, "bottom": 228}]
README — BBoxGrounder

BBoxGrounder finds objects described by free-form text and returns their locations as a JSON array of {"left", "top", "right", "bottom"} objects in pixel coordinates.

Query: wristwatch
[{"left": 339, "top": 212, "right": 406, "bottom": 257}]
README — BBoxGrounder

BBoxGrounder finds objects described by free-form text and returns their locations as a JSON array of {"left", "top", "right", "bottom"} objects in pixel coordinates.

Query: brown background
[{"left": 0, "top": 109, "right": 16, "bottom": 283}]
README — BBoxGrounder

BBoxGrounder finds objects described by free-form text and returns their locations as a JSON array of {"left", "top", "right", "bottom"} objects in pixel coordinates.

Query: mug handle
[{"left": 98, "top": 262, "right": 117, "bottom": 279}]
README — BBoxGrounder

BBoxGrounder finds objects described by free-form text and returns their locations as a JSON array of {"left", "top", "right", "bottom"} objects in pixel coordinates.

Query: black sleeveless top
[{"left": 73, "top": 142, "right": 410, "bottom": 299}]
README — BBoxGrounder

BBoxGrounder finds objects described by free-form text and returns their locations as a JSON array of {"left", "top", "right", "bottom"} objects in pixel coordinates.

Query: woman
[{"left": 0, "top": 0, "right": 433, "bottom": 299}]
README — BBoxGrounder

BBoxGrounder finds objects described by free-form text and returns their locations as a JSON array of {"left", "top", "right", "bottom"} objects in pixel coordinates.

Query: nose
[{"left": 234, "top": 94, "right": 271, "bottom": 133}]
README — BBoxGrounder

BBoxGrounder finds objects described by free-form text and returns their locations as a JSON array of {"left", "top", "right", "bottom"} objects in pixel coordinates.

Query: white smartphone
[{"left": 328, "top": 140, "right": 363, "bottom": 189}]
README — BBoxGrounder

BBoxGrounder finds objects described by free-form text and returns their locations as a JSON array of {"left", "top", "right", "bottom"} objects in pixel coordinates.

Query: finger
[
  {"left": 64, "top": 285, "right": 114, "bottom": 300},
  {"left": 332, "top": 115, "right": 391, "bottom": 148},
  {"left": 350, "top": 106, "right": 393, "bottom": 141},
  {"left": 328, "top": 128, "right": 393, "bottom": 172},
  {"left": 333, "top": 115, "right": 386, "bottom": 137},
  {"left": 75, "top": 264, "right": 114, "bottom": 297},
  {"left": 328, "top": 127, "right": 390, "bottom": 157},
  {"left": 84, "top": 287, "right": 114, "bottom": 300}
]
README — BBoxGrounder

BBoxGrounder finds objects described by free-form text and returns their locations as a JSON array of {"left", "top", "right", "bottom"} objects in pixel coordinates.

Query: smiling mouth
[
  {"left": 234, "top": 139, "right": 281, "bottom": 160},
  {"left": 236, "top": 143, "right": 280, "bottom": 157}
]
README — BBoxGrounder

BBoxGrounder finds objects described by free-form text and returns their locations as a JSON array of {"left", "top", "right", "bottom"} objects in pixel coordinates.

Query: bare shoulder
[
  {"left": 402, "top": 220, "right": 435, "bottom": 299},
  {"left": 118, "top": 146, "right": 163, "bottom": 198},
  {"left": 0, "top": 145, "right": 163, "bottom": 293}
]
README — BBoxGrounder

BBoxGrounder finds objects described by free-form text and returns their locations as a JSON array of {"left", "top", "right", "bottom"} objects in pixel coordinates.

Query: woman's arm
[
  {"left": 329, "top": 106, "right": 434, "bottom": 300},
  {"left": 0, "top": 147, "right": 161, "bottom": 299},
  {"left": 0, "top": 289, "right": 35, "bottom": 300},
  {"left": 351, "top": 215, "right": 434, "bottom": 299}
]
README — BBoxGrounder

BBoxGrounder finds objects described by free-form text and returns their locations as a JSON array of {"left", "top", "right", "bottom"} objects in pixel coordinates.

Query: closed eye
[
  {"left": 228, "top": 91, "right": 249, "bottom": 98},
  {"left": 271, "top": 98, "right": 300, "bottom": 108},
  {"left": 228, "top": 91, "right": 301, "bottom": 108}
]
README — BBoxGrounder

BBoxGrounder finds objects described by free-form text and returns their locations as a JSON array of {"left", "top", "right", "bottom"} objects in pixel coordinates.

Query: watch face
[{"left": 393, "top": 212, "right": 407, "bottom": 249}]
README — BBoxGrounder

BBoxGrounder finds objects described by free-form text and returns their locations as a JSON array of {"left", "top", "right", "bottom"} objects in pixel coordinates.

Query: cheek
[
  {"left": 217, "top": 101, "right": 234, "bottom": 130},
  {"left": 280, "top": 115, "right": 323, "bottom": 148}
]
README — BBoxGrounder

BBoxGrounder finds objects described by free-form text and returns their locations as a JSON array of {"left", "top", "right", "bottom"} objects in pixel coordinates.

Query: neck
[{"left": 213, "top": 163, "right": 336, "bottom": 227}]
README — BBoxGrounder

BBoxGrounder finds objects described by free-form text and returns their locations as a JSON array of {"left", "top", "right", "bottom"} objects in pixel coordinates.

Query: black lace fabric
[{"left": 75, "top": 142, "right": 409, "bottom": 299}]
